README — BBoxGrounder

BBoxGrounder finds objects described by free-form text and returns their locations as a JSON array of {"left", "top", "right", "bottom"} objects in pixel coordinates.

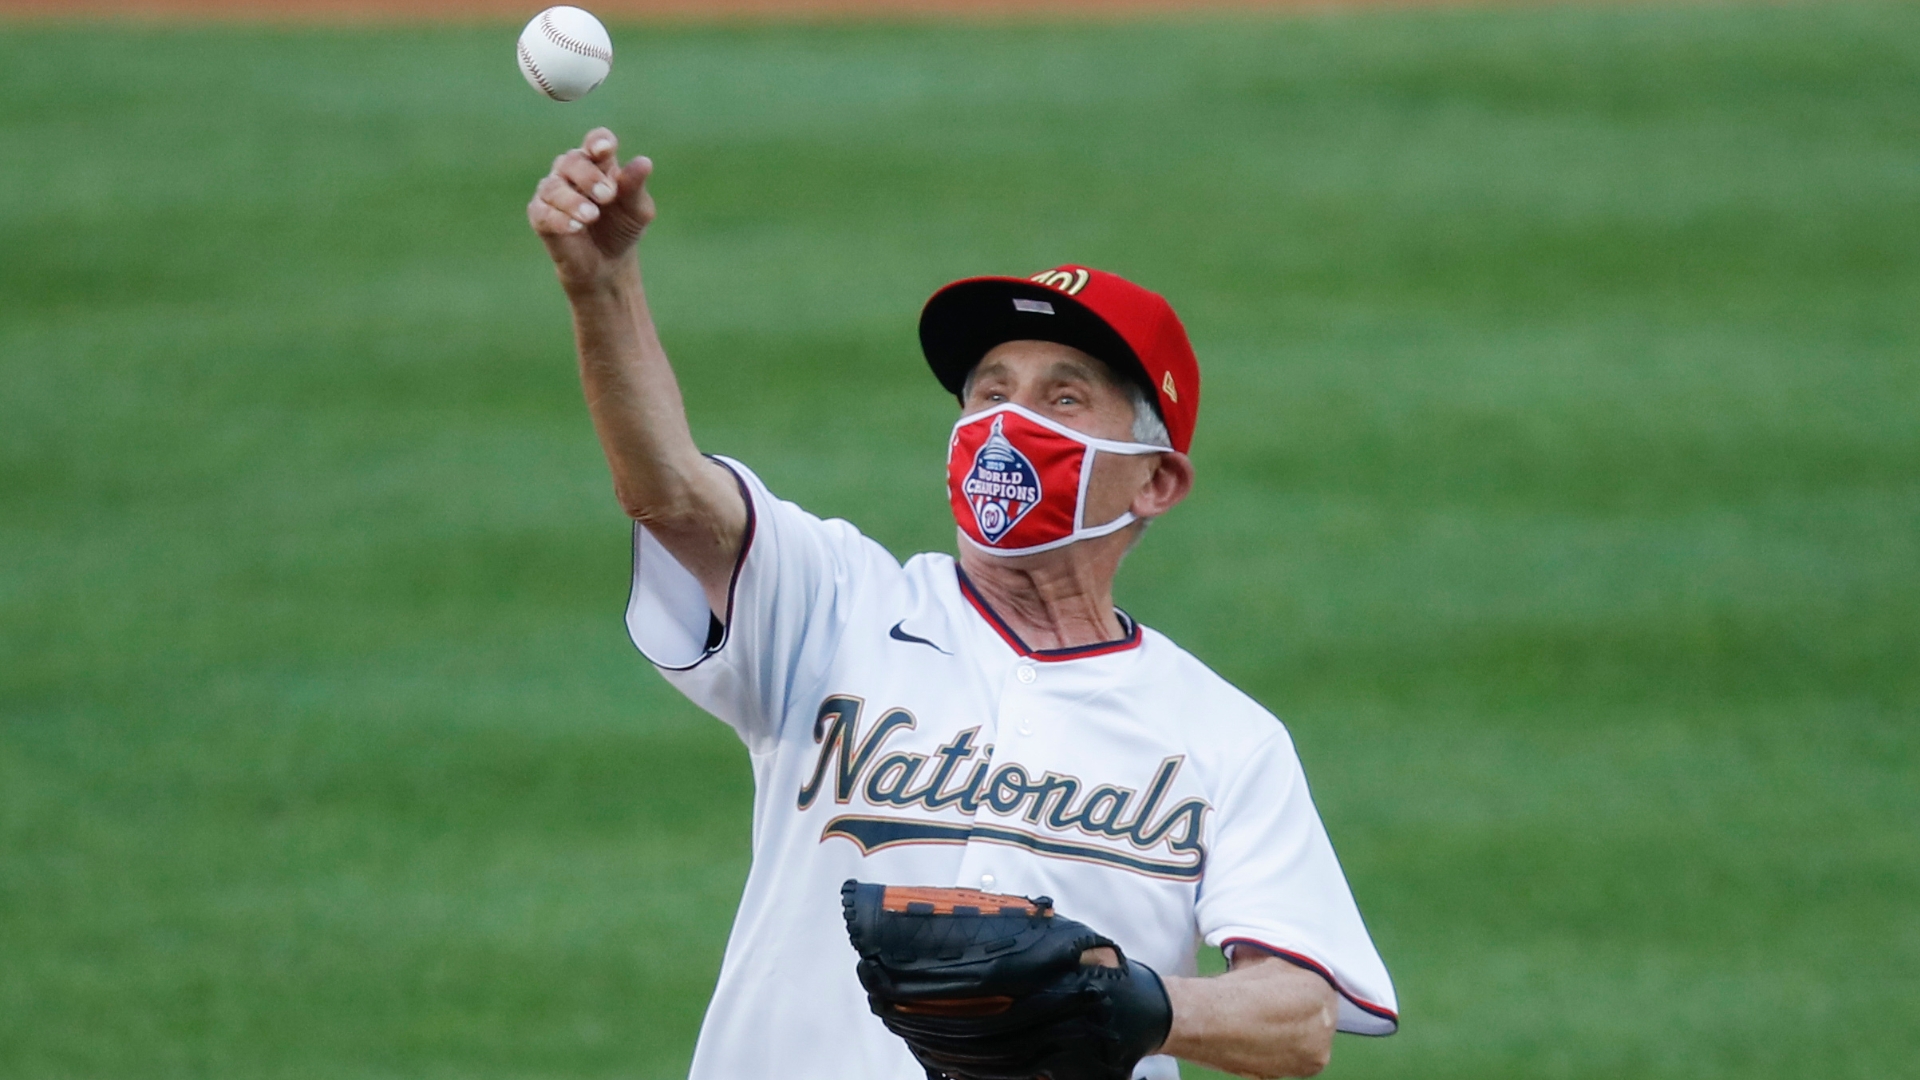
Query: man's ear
[{"left": 1132, "top": 452, "right": 1194, "bottom": 521}]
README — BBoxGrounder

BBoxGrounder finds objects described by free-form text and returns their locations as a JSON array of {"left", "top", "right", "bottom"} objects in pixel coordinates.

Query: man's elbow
[
  {"left": 617, "top": 490, "right": 667, "bottom": 525},
  {"left": 611, "top": 459, "right": 734, "bottom": 534},
  {"left": 614, "top": 481, "right": 698, "bottom": 530}
]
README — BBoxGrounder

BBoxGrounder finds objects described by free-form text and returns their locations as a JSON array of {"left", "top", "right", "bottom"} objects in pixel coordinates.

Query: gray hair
[{"left": 1124, "top": 381, "right": 1172, "bottom": 448}]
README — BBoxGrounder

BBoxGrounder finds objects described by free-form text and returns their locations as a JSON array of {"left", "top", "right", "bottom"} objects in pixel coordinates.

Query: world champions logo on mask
[{"left": 962, "top": 416, "right": 1041, "bottom": 544}]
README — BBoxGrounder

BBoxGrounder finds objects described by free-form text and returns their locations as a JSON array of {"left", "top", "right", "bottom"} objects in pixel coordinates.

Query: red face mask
[{"left": 946, "top": 403, "right": 1169, "bottom": 557}]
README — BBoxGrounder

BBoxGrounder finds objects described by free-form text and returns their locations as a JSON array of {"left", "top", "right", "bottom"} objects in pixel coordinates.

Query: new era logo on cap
[{"left": 919, "top": 265, "right": 1202, "bottom": 454}]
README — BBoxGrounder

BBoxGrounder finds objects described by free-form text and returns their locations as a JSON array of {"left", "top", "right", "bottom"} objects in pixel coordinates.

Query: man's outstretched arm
[{"left": 528, "top": 128, "right": 747, "bottom": 617}]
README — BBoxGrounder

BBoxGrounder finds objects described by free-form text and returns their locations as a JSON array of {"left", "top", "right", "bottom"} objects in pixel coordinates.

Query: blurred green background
[{"left": 2, "top": 3, "right": 1917, "bottom": 1077}]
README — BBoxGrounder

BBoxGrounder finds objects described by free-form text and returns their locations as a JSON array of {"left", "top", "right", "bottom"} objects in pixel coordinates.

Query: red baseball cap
[{"left": 919, "top": 265, "right": 1202, "bottom": 454}]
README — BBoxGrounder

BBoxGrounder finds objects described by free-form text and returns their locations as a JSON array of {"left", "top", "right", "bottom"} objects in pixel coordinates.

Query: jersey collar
[{"left": 954, "top": 567, "right": 1143, "bottom": 662}]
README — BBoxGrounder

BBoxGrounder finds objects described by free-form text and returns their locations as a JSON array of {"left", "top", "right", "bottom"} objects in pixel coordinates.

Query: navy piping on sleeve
[
  {"left": 1220, "top": 937, "right": 1399, "bottom": 1035},
  {"left": 625, "top": 457, "right": 757, "bottom": 673},
  {"left": 954, "top": 567, "right": 1142, "bottom": 662}
]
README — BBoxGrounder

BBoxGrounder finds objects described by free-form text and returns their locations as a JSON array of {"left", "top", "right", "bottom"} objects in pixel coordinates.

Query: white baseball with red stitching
[{"left": 516, "top": 6, "right": 613, "bottom": 102}]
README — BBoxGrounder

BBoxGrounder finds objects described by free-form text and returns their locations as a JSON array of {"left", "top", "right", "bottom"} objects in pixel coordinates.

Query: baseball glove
[{"left": 841, "top": 879, "right": 1173, "bottom": 1080}]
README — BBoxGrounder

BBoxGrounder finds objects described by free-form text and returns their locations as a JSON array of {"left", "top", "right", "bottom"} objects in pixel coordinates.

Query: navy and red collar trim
[{"left": 954, "top": 567, "right": 1143, "bottom": 662}]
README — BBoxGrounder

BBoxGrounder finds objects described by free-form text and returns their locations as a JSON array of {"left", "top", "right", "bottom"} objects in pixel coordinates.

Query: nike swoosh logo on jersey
[{"left": 888, "top": 620, "right": 951, "bottom": 655}]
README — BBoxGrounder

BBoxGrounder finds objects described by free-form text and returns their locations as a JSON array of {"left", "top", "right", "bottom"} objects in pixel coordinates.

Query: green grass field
[{"left": 3, "top": 3, "right": 1917, "bottom": 1077}]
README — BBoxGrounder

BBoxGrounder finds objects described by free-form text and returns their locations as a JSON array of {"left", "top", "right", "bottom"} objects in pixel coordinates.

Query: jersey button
[{"left": 1015, "top": 664, "right": 1037, "bottom": 684}]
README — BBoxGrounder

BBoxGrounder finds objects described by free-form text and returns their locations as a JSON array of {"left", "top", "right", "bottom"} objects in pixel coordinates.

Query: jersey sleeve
[
  {"left": 1195, "top": 727, "right": 1400, "bottom": 1035},
  {"left": 624, "top": 457, "right": 888, "bottom": 753}
]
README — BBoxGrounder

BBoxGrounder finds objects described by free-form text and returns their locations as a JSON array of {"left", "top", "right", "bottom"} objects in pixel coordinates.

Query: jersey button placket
[
  {"left": 963, "top": 659, "right": 1037, "bottom": 892},
  {"left": 1010, "top": 663, "right": 1038, "bottom": 736}
]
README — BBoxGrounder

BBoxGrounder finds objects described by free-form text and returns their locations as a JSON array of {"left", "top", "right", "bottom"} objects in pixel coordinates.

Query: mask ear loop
[
  {"left": 1073, "top": 439, "right": 1105, "bottom": 534},
  {"left": 1073, "top": 437, "right": 1169, "bottom": 538}
]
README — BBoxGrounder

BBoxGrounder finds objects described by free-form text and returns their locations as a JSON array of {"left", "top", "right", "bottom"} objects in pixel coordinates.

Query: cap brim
[{"left": 919, "top": 277, "right": 1149, "bottom": 400}]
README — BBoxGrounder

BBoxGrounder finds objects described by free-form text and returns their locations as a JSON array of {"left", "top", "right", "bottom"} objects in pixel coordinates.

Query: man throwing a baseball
[{"left": 529, "top": 129, "right": 1397, "bottom": 1080}]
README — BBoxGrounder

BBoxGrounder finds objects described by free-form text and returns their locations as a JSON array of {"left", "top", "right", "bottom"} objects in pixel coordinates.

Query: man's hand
[
  {"left": 528, "top": 127, "right": 656, "bottom": 291},
  {"left": 841, "top": 882, "right": 1172, "bottom": 1080}
]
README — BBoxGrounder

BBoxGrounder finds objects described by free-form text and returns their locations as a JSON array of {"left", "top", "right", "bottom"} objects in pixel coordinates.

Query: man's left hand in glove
[{"left": 842, "top": 880, "right": 1171, "bottom": 1080}]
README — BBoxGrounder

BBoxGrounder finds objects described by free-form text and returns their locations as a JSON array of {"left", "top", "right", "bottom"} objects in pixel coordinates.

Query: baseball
[{"left": 516, "top": 6, "right": 613, "bottom": 102}]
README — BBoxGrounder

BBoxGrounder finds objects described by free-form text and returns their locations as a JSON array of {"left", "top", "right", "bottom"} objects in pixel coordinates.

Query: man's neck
[{"left": 956, "top": 534, "right": 1132, "bottom": 652}]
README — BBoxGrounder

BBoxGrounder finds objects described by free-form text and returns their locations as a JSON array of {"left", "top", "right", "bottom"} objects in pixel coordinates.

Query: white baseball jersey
[{"left": 626, "top": 459, "right": 1397, "bottom": 1080}]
